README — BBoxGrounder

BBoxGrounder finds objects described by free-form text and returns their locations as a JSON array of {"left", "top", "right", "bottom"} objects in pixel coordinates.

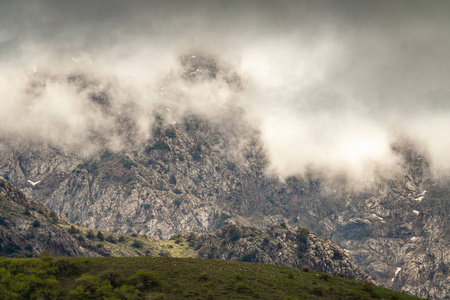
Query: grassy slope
[
  {"left": 0, "top": 256, "right": 421, "bottom": 300},
  {"left": 61, "top": 224, "right": 197, "bottom": 258}
]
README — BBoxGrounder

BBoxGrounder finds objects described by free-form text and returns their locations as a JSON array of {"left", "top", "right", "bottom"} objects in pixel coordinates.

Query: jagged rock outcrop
[
  {"left": 0, "top": 178, "right": 105, "bottom": 258},
  {"left": 190, "top": 224, "right": 370, "bottom": 282}
]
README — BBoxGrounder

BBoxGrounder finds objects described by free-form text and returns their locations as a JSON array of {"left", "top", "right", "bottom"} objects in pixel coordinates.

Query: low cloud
[{"left": 1, "top": 0, "right": 450, "bottom": 180}]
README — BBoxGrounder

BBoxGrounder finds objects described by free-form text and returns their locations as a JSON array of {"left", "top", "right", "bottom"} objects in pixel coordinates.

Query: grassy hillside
[{"left": 0, "top": 255, "right": 421, "bottom": 300}]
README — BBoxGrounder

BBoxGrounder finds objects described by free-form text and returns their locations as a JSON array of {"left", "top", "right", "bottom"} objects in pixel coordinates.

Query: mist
[{"left": 1, "top": 0, "right": 450, "bottom": 180}]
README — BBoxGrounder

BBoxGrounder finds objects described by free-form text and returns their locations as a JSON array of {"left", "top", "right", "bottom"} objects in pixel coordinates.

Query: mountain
[{"left": 0, "top": 56, "right": 449, "bottom": 299}]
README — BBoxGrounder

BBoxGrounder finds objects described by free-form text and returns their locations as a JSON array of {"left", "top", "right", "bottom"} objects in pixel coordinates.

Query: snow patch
[
  {"left": 412, "top": 210, "right": 419, "bottom": 215},
  {"left": 371, "top": 213, "right": 384, "bottom": 222},
  {"left": 410, "top": 236, "right": 418, "bottom": 242},
  {"left": 415, "top": 196, "right": 424, "bottom": 202},
  {"left": 391, "top": 267, "right": 402, "bottom": 281}
]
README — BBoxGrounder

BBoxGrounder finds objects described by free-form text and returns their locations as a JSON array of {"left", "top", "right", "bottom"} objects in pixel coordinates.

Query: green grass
[{"left": 0, "top": 256, "right": 422, "bottom": 300}]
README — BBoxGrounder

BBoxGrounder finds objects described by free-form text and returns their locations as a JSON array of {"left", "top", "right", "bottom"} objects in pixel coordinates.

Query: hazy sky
[{"left": 1, "top": 0, "right": 450, "bottom": 179}]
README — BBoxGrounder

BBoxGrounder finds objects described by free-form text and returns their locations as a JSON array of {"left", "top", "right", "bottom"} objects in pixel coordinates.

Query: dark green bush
[
  {"left": 228, "top": 226, "right": 243, "bottom": 242},
  {"left": 165, "top": 128, "right": 176, "bottom": 139},
  {"left": 105, "top": 235, "right": 117, "bottom": 244},
  {"left": 131, "top": 240, "right": 144, "bottom": 248},
  {"left": 169, "top": 175, "right": 177, "bottom": 185},
  {"left": 99, "top": 268, "right": 124, "bottom": 288},
  {"left": 49, "top": 211, "right": 59, "bottom": 224},
  {"left": 128, "top": 270, "right": 161, "bottom": 290},
  {"left": 439, "top": 261, "right": 449, "bottom": 275},
  {"left": 158, "top": 251, "right": 170, "bottom": 257},
  {"left": 68, "top": 273, "right": 113, "bottom": 299},
  {"left": 173, "top": 198, "right": 182, "bottom": 207},
  {"left": 55, "top": 258, "right": 81, "bottom": 276},
  {"left": 86, "top": 230, "right": 95, "bottom": 240},
  {"left": 235, "top": 282, "right": 251, "bottom": 293},
  {"left": 96, "top": 231, "right": 105, "bottom": 241},
  {"left": 68, "top": 225, "right": 79, "bottom": 234}
]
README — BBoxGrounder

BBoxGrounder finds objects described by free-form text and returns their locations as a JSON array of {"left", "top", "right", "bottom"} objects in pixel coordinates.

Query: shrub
[
  {"left": 165, "top": 128, "right": 176, "bottom": 139},
  {"left": 173, "top": 188, "right": 183, "bottom": 195},
  {"left": 187, "top": 233, "right": 197, "bottom": 242},
  {"left": 169, "top": 175, "right": 177, "bottom": 185},
  {"left": 56, "top": 258, "right": 81, "bottom": 276},
  {"left": 68, "top": 225, "right": 79, "bottom": 234},
  {"left": 96, "top": 231, "right": 105, "bottom": 241},
  {"left": 32, "top": 220, "right": 41, "bottom": 228},
  {"left": 173, "top": 198, "right": 182, "bottom": 207},
  {"left": 312, "top": 286, "right": 324, "bottom": 296},
  {"left": 86, "top": 230, "right": 95, "bottom": 240},
  {"left": 38, "top": 251, "right": 53, "bottom": 263},
  {"left": 439, "top": 261, "right": 449, "bottom": 275},
  {"left": 105, "top": 235, "right": 117, "bottom": 244},
  {"left": 158, "top": 251, "right": 170, "bottom": 257},
  {"left": 235, "top": 282, "right": 251, "bottom": 293},
  {"left": 242, "top": 250, "right": 258, "bottom": 263},
  {"left": 128, "top": 270, "right": 161, "bottom": 290},
  {"left": 234, "top": 273, "right": 243, "bottom": 281},
  {"left": 228, "top": 226, "right": 243, "bottom": 242},
  {"left": 122, "top": 158, "right": 137, "bottom": 169},
  {"left": 152, "top": 141, "right": 171, "bottom": 152},
  {"left": 319, "top": 273, "right": 330, "bottom": 281},
  {"left": 206, "top": 288, "right": 215, "bottom": 299},
  {"left": 100, "top": 268, "right": 124, "bottom": 288},
  {"left": 49, "top": 211, "right": 59, "bottom": 224},
  {"left": 118, "top": 236, "right": 126, "bottom": 243},
  {"left": 23, "top": 207, "right": 31, "bottom": 216},
  {"left": 191, "top": 149, "right": 201, "bottom": 160},
  {"left": 68, "top": 273, "right": 114, "bottom": 299},
  {"left": 4, "top": 243, "right": 21, "bottom": 254},
  {"left": 131, "top": 240, "right": 144, "bottom": 248}
]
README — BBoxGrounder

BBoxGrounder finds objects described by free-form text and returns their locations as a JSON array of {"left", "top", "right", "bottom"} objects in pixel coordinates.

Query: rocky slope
[
  {"left": 0, "top": 178, "right": 104, "bottom": 258},
  {"left": 188, "top": 224, "right": 370, "bottom": 282},
  {"left": 0, "top": 178, "right": 372, "bottom": 283},
  {"left": 0, "top": 54, "right": 449, "bottom": 298}
]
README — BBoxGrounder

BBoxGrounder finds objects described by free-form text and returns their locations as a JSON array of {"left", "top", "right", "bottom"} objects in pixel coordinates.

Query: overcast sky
[{"left": 1, "top": 0, "right": 450, "bottom": 179}]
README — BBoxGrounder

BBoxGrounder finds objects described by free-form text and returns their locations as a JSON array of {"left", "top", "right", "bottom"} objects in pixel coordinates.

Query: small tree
[
  {"left": 97, "top": 231, "right": 105, "bottom": 241},
  {"left": 86, "top": 230, "right": 95, "bottom": 240}
]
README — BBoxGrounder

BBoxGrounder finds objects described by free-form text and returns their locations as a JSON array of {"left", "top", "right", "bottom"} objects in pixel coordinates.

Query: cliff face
[{"left": 0, "top": 178, "right": 104, "bottom": 258}]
